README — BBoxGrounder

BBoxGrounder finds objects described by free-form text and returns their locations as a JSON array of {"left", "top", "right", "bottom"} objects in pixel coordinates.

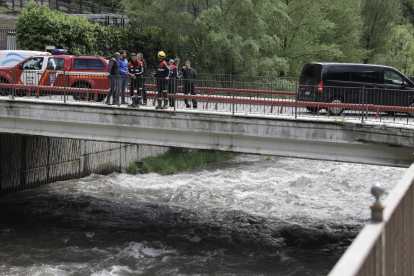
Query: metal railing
[
  {"left": 1, "top": 0, "right": 125, "bottom": 15},
  {"left": 1, "top": 70, "right": 414, "bottom": 126},
  {"left": 328, "top": 164, "right": 414, "bottom": 276}
]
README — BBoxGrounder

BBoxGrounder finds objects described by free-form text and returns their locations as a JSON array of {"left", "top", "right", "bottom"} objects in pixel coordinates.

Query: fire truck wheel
[
  {"left": 72, "top": 83, "right": 89, "bottom": 101},
  {"left": 0, "top": 78, "right": 10, "bottom": 96}
]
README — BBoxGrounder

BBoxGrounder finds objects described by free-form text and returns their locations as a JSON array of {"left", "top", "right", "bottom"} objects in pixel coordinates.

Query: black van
[{"left": 298, "top": 63, "right": 414, "bottom": 115}]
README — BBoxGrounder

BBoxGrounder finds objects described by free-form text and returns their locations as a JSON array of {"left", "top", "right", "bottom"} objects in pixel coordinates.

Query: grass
[
  {"left": 124, "top": 148, "right": 238, "bottom": 175},
  {"left": 334, "top": 114, "right": 346, "bottom": 125}
]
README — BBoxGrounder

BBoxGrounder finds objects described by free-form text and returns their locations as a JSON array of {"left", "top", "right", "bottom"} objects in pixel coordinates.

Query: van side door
[
  {"left": 324, "top": 66, "right": 354, "bottom": 103},
  {"left": 350, "top": 66, "right": 381, "bottom": 104}
]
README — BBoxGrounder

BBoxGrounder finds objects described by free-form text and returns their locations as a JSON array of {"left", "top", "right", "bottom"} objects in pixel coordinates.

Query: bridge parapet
[
  {"left": 328, "top": 163, "right": 414, "bottom": 276},
  {"left": 0, "top": 99, "right": 413, "bottom": 167}
]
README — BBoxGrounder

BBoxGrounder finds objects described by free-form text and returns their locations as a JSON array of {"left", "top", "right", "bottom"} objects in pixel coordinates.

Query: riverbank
[{"left": 125, "top": 149, "right": 238, "bottom": 175}]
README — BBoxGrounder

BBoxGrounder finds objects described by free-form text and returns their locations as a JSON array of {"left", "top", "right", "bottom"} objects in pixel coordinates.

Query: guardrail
[
  {"left": 1, "top": 70, "right": 413, "bottom": 125},
  {"left": 328, "top": 163, "right": 414, "bottom": 276}
]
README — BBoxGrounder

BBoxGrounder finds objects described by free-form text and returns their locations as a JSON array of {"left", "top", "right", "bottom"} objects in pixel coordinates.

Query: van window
[
  {"left": 327, "top": 66, "right": 350, "bottom": 81},
  {"left": 301, "top": 66, "right": 315, "bottom": 79},
  {"left": 351, "top": 67, "right": 380, "bottom": 83},
  {"left": 384, "top": 69, "right": 403, "bottom": 85},
  {"left": 47, "top": 58, "right": 65, "bottom": 70},
  {"left": 74, "top": 59, "right": 106, "bottom": 70}
]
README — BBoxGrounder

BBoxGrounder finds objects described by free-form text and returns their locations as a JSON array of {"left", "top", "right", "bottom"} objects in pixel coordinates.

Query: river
[{"left": 0, "top": 154, "right": 406, "bottom": 276}]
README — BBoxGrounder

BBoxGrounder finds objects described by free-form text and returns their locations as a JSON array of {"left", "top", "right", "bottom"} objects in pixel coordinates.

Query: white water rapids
[{"left": 0, "top": 155, "right": 406, "bottom": 275}]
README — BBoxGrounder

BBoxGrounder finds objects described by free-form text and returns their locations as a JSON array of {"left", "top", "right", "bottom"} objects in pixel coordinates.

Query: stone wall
[
  {"left": 0, "top": 16, "right": 17, "bottom": 29},
  {"left": 0, "top": 134, "right": 167, "bottom": 195}
]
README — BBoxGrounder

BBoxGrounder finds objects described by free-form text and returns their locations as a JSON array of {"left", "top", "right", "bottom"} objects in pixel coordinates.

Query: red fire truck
[{"left": 0, "top": 50, "right": 110, "bottom": 101}]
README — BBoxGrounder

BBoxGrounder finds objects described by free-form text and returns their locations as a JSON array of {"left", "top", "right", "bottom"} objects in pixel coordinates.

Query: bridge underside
[{"left": 0, "top": 99, "right": 413, "bottom": 167}]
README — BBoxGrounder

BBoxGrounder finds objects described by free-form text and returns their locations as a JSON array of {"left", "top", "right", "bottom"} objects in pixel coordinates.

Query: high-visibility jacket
[
  {"left": 154, "top": 59, "right": 170, "bottom": 79},
  {"left": 169, "top": 64, "right": 179, "bottom": 79},
  {"left": 128, "top": 60, "right": 143, "bottom": 76}
]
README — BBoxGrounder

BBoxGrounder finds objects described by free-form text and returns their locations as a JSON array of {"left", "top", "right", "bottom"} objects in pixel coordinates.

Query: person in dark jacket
[
  {"left": 151, "top": 51, "right": 170, "bottom": 109},
  {"left": 106, "top": 52, "right": 120, "bottom": 105},
  {"left": 168, "top": 58, "right": 180, "bottom": 108},
  {"left": 128, "top": 53, "right": 144, "bottom": 108},
  {"left": 137, "top": 53, "right": 148, "bottom": 105},
  {"left": 182, "top": 60, "right": 197, "bottom": 109}
]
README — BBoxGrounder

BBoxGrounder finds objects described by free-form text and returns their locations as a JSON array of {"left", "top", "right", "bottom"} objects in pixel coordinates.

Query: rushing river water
[{"left": 0, "top": 155, "right": 406, "bottom": 276}]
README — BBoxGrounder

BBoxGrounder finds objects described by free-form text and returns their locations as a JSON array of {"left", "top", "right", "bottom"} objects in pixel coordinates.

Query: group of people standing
[{"left": 106, "top": 50, "right": 197, "bottom": 110}]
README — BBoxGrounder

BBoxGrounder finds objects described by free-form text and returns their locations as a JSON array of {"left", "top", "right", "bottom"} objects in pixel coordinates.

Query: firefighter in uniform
[
  {"left": 151, "top": 51, "right": 170, "bottom": 109},
  {"left": 168, "top": 58, "right": 180, "bottom": 108},
  {"left": 127, "top": 53, "right": 144, "bottom": 108}
]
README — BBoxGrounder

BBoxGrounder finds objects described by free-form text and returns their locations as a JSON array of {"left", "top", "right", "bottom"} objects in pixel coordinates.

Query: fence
[
  {"left": 0, "top": 69, "right": 414, "bottom": 126},
  {"left": 328, "top": 163, "right": 414, "bottom": 276},
  {"left": 0, "top": 29, "right": 18, "bottom": 50}
]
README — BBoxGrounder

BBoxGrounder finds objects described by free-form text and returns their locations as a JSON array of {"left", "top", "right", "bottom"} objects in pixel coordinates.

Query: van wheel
[
  {"left": 0, "top": 78, "right": 10, "bottom": 96},
  {"left": 408, "top": 102, "right": 414, "bottom": 117},
  {"left": 329, "top": 97, "right": 344, "bottom": 116},
  {"left": 72, "top": 83, "right": 89, "bottom": 101},
  {"left": 306, "top": 107, "right": 320, "bottom": 114}
]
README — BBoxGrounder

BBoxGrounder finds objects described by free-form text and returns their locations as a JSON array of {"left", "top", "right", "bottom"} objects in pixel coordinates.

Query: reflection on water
[{"left": 0, "top": 155, "right": 405, "bottom": 275}]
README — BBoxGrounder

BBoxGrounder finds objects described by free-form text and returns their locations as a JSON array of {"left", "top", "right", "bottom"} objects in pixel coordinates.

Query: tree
[
  {"left": 372, "top": 23, "right": 414, "bottom": 76},
  {"left": 360, "top": 0, "right": 401, "bottom": 63},
  {"left": 124, "top": 0, "right": 290, "bottom": 75},
  {"left": 275, "top": 0, "right": 370, "bottom": 76}
]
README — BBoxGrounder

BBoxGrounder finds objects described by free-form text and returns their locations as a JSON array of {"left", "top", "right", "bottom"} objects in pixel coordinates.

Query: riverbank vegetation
[{"left": 124, "top": 149, "right": 238, "bottom": 175}]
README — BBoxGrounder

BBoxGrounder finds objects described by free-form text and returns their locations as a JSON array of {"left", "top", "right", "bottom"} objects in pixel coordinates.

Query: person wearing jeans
[{"left": 118, "top": 50, "right": 128, "bottom": 104}]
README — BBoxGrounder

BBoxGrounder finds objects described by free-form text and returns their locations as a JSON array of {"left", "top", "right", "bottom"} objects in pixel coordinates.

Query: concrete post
[{"left": 370, "top": 184, "right": 385, "bottom": 222}]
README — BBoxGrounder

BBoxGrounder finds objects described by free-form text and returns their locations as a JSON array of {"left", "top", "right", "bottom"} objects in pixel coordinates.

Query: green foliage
[
  {"left": 0, "top": 7, "right": 8, "bottom": 14},
  {"left": 15, "top": 2, "right": 97, "bottom": 54},
  {"left": 126, "top": 149, "right": 238, "bottom": 175},
  {"left": 372, "top": 23, "right": 414, "bottom": 76},
  {"left": 360, "top": 0, "right": 401, "bottom": 63},
  {"left": 15, "top": 1, "right": 166, "bottom": 68},
  {"left": 266, "top": 156, "right": 272, "bottom": 161},
  {"left": 125, "top": 162, "right": 139, "bottom": 175},
  {"left": 124, "top": 0, "right": 290, "bottom": 75},
  {"left": 334, "top": 115, "right": 346, "bottom": 125}
]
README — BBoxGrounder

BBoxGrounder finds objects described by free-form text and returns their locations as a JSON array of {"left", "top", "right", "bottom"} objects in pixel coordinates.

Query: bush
[
  {"left": 124, "top": 149, "right": 238, "bottom": 175},
  {"left": 125, "top": 162, "right": 139, "bottom": 175}
]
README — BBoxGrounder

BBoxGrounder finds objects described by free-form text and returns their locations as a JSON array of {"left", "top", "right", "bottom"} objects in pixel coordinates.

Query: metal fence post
[
  {"left": 117, "top": 76, "right": 120, "bottom": 107},
  {"left": 63, "top": 71, "right": 66, "bottom": 103},
  {"left": 11, "top": 68, "right": 14, "bottom": 100},
  {"left": 232, "top": 78, "right": 235, "bottom": 115},
  {"left": 295, "top": 82, "right": 298, "bottom": 119},
  {"left": 362, "top": 86, "right": 365, "bottom": 124}
]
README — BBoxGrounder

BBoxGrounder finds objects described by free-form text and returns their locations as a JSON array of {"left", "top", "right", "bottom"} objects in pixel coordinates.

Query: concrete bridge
[{"left": 0, "top": 98, "right": 413, "bottom": 167}]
